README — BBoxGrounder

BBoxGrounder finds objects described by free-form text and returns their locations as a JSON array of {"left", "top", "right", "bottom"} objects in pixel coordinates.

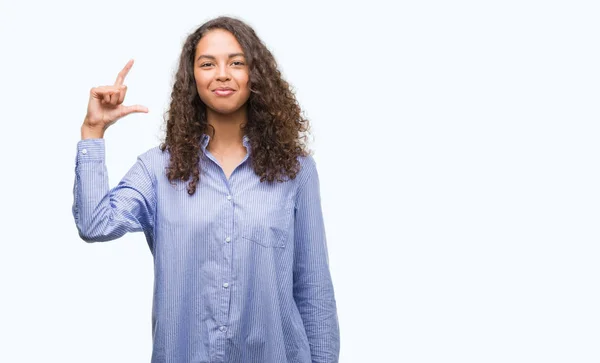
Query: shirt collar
[{"left": 200, "top": 133, "right": 251, "bottom": 154}]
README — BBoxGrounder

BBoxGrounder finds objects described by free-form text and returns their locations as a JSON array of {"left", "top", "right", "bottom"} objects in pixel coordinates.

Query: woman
[{"left": 72, "top": 15, "right": 340, "bottom": 363}]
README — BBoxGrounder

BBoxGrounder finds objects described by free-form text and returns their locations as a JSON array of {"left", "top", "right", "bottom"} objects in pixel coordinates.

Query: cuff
[{"left": 76, "top": 138, "right": 105, "bottom": 164}]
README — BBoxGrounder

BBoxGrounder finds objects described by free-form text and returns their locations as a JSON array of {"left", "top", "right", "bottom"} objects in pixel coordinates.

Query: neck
[{"left": 205, "top": 105, "right": 247, "bottom": 154}]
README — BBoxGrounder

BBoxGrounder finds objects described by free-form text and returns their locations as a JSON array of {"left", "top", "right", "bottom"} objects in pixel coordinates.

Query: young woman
[{"left": 72, "top": 16, "right": 340, "bottom": 363}]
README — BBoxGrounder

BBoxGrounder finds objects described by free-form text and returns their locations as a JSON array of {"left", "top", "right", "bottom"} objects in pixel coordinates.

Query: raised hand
[{"left": 81, "top": 59, "right": 149, "bottom": 139}]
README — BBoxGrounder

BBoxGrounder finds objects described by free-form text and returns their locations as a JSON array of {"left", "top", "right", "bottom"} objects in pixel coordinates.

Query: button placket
[{"left": 219, "top": 191, "right": 234, "bottom": 339}]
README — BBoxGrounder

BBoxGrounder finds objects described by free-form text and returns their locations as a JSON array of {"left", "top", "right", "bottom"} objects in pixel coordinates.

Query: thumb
[{"left": 121, "top": 104, "right": 149, "bottom": 117}]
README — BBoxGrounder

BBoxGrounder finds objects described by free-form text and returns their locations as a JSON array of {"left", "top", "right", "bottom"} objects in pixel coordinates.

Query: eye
[{"left": 199, "top": 61, "right": 245, "bottom": 68}]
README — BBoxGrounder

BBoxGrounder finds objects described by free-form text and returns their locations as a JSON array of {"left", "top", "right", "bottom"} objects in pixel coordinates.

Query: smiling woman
[
  {"left": 194, "top": 30, "right": 251, "bottom": 116},
  {"left": 73, "top": 15, "right": 340, "bottom": 363},
  {"left": 160, "top": 17, "right": 313, "bottom": 194}
]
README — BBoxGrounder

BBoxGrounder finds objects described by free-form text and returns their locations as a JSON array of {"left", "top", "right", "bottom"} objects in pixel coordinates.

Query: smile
[{"left": 213, "top": 90, "right": 235, "bottom": 96}]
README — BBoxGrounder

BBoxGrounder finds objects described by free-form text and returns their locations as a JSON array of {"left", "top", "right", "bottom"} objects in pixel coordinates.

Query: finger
[
  {"left": 114, "top": 59, "right": 134, "bottom": 86},
  {"left": 100, "top": 89, "right": 118, "bottom": 104},
  {"left": 117, "top": 85, "right": 127, "bottom": 105},
  {"left": 121, "top": 104, "right": 149, "bottom": 117},
  {"left": 91, "top": 86, "right": 114, "bottom": 99},
  {"left": 109, "top": 90, "right": 120, "bottom": 106},
  {"left": 93, "top": 85, "right": 120, "bottom": 94}
]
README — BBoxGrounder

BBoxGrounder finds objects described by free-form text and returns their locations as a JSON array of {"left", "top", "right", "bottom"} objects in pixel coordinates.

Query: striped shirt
[{"left": 72, "top": 133, "right": 340, "bottom": 363}]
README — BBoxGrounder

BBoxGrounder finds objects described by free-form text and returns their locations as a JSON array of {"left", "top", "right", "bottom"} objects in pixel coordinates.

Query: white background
[{"left": 1, "top": 0, "right": 599, "bottom": 362}]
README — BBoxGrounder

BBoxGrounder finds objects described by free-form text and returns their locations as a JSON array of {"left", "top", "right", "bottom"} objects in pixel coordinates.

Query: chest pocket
[{"left": 241, "top": 198, "right": 295, "bottom": 248}]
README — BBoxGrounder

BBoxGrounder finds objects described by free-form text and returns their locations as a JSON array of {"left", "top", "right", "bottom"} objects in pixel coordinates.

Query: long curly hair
[{"left": 158, "top": 15, "right": 312, "bottom": 195}]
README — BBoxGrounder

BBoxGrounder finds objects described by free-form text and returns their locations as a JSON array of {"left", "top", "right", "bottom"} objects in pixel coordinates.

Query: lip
[{"left": 213, "top": 88, "right": 235, "bottom": 96}]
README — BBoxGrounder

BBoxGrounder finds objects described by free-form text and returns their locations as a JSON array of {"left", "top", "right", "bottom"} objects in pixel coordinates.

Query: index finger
[{"left": 114, "top": 59, "right": 134, "bottom": 86}]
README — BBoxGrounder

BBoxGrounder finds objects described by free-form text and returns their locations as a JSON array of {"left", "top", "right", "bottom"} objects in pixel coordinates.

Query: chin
[{"left": 208, "top": 104, "right": 243, "bottom": 115}]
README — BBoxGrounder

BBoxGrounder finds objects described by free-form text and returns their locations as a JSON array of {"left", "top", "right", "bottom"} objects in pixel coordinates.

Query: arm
[
  {"left": 293, "top": 157, "right": 340, "bottom": 363},
  {"left": 72, "top": 138, "right": 156, "bottom": 243}
]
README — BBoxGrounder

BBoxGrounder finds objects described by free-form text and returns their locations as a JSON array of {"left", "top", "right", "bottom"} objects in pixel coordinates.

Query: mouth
[{"left": 213, "top": 89, "right": 235, "bottom": 96}]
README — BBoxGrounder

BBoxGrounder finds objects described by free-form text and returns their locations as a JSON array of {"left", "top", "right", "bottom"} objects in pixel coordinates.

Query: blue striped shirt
[{"left": 72, "top": 133, "right": 340, "bottom": 363}]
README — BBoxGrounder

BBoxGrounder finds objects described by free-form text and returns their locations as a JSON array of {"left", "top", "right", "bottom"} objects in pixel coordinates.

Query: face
[{"left": 194, "top": 29, "right": 251, "bottom": 116}]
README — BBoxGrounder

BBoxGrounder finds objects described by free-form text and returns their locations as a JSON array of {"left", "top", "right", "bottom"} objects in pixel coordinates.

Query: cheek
[
  {"left": 235, "top": 71, "right": 249, "bottom": 86},
  {"left": 194, "top": 72, "right": 210, "bottom": 89},
  {"left": 240, "top": 80, "right": 250, "bottom": 96}
]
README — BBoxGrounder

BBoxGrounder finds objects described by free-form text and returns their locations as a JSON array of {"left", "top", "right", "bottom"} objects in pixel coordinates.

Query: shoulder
[
  {"left": 136, "top": 145, "right": 170, "bottom": 177},
  {"left": 297, "top": 152, "right": 316, "bottom": 169},
  {"left": 139, "top": 145, "right": 167, "bottom": 160},
  {"left": 295, "top": 152, "right": 319, "bottom": 188},
  {"left": 298, "top": 151, "right": 316, "bottom": 170}
]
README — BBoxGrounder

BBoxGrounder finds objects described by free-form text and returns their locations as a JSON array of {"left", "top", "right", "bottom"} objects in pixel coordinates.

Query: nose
[{"left": 216, "top": 64, "right": 230, "bottom": 81}]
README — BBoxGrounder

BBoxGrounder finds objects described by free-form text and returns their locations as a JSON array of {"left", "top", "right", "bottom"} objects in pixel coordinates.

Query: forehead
[{"left": 195, "top": 29, "right": 243, "bottom": 55}]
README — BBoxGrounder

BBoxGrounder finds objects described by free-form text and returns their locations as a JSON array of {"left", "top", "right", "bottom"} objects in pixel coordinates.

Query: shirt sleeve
[
  {"left": 293, "top": 157, "right": 341, "bottom": 363},
  {"left": 72, "top": 138, "right": 156, "bottom": 243}
]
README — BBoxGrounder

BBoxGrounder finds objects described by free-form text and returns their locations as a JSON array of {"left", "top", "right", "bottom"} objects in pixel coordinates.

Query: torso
[
  {"left": 222, "top": 158, "right": 244, "bottom": 180},
  {"left": 209, "top": 148, "right": 248, "bottom": 180}
]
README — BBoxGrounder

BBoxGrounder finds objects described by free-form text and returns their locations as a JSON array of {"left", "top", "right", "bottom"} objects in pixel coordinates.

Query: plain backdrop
[{"left": 1, "top": 0, "right": 599, "bottom": 362}]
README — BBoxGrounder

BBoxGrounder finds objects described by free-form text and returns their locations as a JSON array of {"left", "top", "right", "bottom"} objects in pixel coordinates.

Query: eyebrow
[{"left": 196, "top": 53, "right": 246, "bottom": 62}]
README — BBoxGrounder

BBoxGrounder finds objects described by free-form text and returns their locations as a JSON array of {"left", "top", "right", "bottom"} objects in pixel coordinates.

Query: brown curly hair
[{"left": 158, "top": 15, "right": 312, "bottom": 195}]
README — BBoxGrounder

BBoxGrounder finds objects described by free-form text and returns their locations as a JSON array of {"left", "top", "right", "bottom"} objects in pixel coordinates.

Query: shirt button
[
  {"left": 223, "top": 282, "right": 229, "bottom": 288},
  {"left": 226, "top": 195, "right": 232, "bottom": 200},
  {"left": 219, "top": 326, "right": 227, "bottom": 332},
  {"left": 81, "top": 148, "right": 87, "bottom": 154},
  {"left": 225, "top": 237, "right": 231, "bottom": 243}
]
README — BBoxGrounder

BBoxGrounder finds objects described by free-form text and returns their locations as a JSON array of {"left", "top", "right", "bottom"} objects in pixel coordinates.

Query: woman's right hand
[{"left": 81, "top": 59, "right": 149, "bottom": 139}]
